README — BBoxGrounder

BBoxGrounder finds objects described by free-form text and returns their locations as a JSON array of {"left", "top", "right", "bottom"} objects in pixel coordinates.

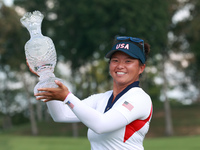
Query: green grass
[
  {"left": 0, "top": 135, "right": 200, "bottom": 150},
  {"left": 144, "top": 135, "right": 200, "bottom": 150},
  {"left": 0, "top": 135, "right": 90, "bottom": 150}
]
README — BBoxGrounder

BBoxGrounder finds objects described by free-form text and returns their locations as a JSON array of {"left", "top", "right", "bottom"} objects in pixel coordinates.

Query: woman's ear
[{"left": 139, "top": 64, "right": 146, "bottom": 75}]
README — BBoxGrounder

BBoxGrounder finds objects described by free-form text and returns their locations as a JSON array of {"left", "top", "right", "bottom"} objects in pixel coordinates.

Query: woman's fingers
[
  {"left": 26, "top": 60, "right": 39, "bottom": 77},
  {"left": 34, "top": 91, "right": 50, "bottom": 97},
  {"left": 55, "top": 80, "right": 63, "bottom": 87},
  {"left": 34, "top": 80, "right": 69, "bottom": 101},
  {"left": 36, "top": 96, "right": 46, "bottom": 100},
  {"left": 36, "top": 96, "right": 53, "bottom": 102}
]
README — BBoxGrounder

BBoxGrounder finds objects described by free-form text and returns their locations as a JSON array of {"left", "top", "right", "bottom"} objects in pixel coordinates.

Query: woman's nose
[{"left": 117, "top": 61, "right": 124, "bottom": 69}]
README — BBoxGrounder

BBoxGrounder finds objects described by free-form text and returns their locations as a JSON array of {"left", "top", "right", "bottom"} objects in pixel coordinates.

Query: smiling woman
[
  {"left": 33, "top": 36, "right": 152, "bottom": 150},
  {"left": 109, "top": 51, "right": 146, "bottom": 95}
]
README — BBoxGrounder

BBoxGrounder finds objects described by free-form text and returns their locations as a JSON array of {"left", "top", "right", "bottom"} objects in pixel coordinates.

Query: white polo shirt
[
  {"left": 47, "top": 82, "right": 152, "bottom": 150},
  {"left": 85, "top": 88, "right": 152, "bottom": 150}
]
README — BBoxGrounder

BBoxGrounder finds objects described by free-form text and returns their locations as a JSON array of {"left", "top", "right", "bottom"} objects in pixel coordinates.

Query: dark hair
[{"left": 112, "top": 38, "right": 151, "bottom": 63}]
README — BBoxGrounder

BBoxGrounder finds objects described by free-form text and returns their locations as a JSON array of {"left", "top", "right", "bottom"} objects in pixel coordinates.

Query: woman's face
[{"left": 109, "top": 51, "right": 145, "bottom": 88}]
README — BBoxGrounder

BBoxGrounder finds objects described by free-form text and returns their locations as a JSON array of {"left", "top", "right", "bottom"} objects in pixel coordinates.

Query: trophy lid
[{"left": 20, "top": 11, "right": 44, "bottom": 29}]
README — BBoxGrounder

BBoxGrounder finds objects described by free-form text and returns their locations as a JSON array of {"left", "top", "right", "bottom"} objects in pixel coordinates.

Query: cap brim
[
  {"left": 105, "top": 49, "right": 137, "bottom": 59},
  {"left": 105, "top": 50, "right": 117, "bottom": 58}
]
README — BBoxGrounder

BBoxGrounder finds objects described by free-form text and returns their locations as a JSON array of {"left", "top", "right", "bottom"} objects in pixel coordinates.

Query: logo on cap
[{"left": 116, "top": 43, "right": 129, "bottom": 50}]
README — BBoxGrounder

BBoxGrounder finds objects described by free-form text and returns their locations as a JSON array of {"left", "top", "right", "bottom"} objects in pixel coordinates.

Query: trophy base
[{"left": 34, "top": 77, "right": 65, "bottom": 101}]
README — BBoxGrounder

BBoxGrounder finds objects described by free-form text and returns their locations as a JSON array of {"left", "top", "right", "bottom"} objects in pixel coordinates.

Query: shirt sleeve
[
  {"left": 64, "top": 93, "right": 129, "bottom": 134},
  {"left": 112, "top": 88, "right": 152, "bottom": 123},
  {"left": 46, "top": 100, "right": 80, "bottom": 122},
  {"left": 46, "top": 94, "right": 98, "bottom": 122}
]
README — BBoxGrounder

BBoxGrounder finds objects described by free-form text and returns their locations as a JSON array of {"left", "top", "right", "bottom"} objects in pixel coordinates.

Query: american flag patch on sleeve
[
  {"left": 122, "top": 101, "right": 134, "bottom": 111},
  {"left": 66, "top": 101, "right": 74, "bottom": 109}
]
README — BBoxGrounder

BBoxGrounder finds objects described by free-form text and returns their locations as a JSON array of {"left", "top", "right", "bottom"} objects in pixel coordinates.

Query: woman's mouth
[{"left": 116, "top": 72, "right": 126, "bottom": 75}]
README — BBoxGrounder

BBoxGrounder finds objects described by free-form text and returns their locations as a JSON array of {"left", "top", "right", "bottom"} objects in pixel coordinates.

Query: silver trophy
[{"left": 20, "top": 11, "right": 64, "bottom": 100}]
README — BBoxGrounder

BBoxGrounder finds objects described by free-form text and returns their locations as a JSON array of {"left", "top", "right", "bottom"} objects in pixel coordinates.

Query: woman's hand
[
  {"left": 34, "top": 80, "right": 70, "bottom": 102},
  {"left": 26, "top": 60, "right": 39, "bottom": 77}
]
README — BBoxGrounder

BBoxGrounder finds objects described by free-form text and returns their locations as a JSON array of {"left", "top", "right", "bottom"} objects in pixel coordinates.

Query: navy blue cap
[{"left": 105, "top": 42, "right": 146, "bottom": 64}]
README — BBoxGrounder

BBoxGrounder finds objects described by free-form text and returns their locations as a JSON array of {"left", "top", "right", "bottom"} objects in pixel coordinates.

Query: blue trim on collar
[{"left": 104, "top": 81, "right": 140, "bottom": 113}]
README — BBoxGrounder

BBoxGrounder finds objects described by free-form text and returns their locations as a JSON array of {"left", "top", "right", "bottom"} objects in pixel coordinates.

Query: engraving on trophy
[{"left": 20, "top": 11, "right": 65, "bottom": 101}]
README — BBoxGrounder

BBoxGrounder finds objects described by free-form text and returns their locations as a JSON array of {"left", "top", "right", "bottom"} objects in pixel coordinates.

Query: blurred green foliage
[
  {"left": 14, "top": 0, "right": 174, "bottom": 67},
  {"left": 13, "top": 0, "right": 177, "bottom": 101}
]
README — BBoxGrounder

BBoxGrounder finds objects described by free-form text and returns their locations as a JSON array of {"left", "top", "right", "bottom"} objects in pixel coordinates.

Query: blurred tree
[
  {"left": 0, "top": 3, "right": 26, "bottom": 129},
  {"left": 171, "top": 0, "right": 200, "bottom": 102},
  {"left": 14, "top": 0, "right": 173, "bottom": 65},
  {"left": 0, "top": 3, "right": 41, "bottom": 135},
  {"left": 14, "top": 0, "right": 175, "bottom": 99},
  {"left": 22, "top": 76, "right": 38, "bottom": 135},
  {"left": 0, "top": 4, "right": 26, "bottom": 68}
]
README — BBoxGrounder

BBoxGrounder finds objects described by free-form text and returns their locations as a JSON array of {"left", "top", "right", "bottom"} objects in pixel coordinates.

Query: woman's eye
[
  {"left": 111, "top": 59, "right": 118, "bottom": 62},
  {"left": 126, "top": 60, "right": 131, "bottom": 63}
]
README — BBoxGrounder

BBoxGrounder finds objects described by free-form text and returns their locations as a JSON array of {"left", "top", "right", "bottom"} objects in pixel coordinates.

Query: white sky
[
  {"left": 172, "top": 3, "right": 193, "bottom": 24},
  {"left": 3, "top": 0, "right": 13, "bottom": 6}
]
